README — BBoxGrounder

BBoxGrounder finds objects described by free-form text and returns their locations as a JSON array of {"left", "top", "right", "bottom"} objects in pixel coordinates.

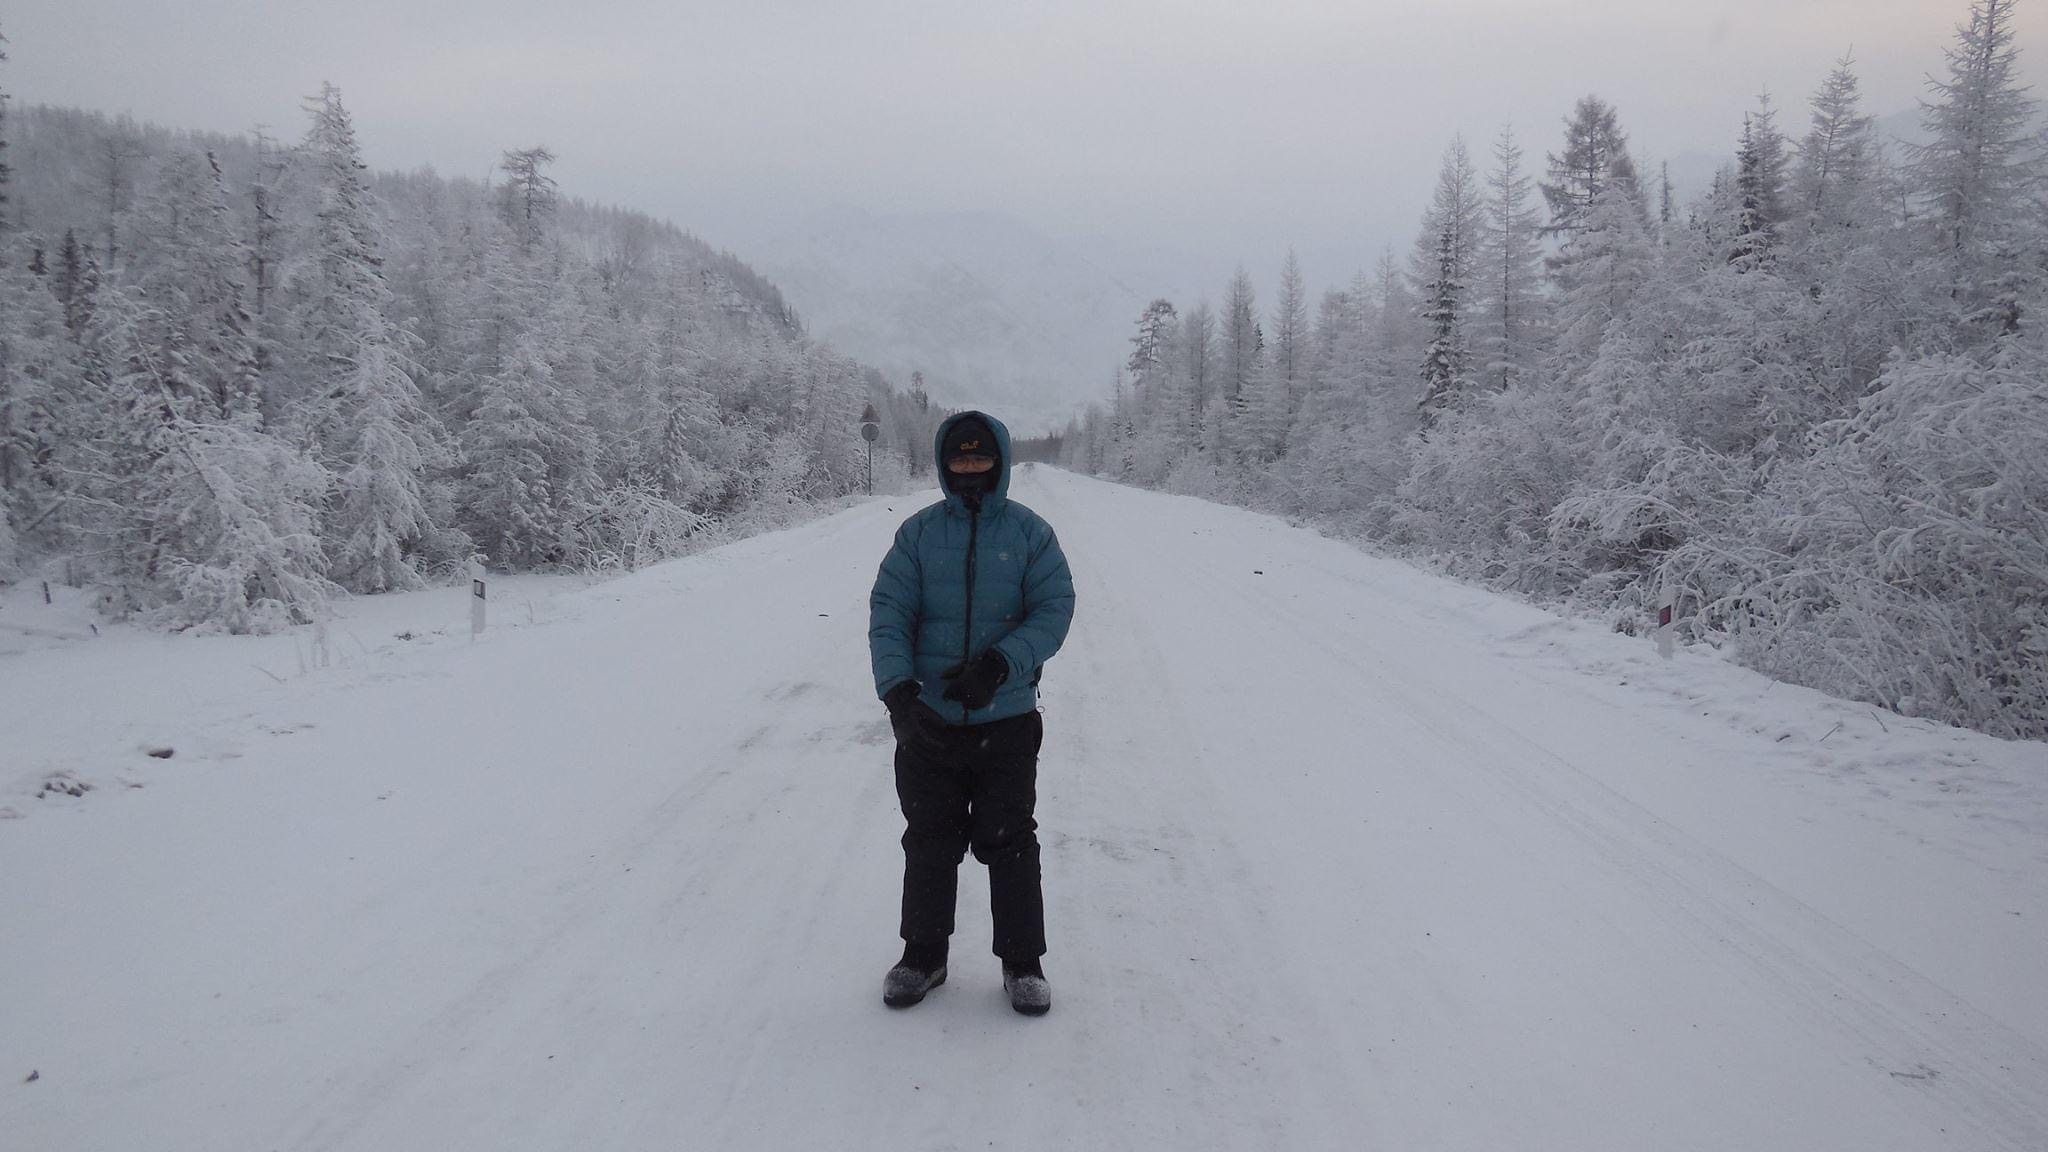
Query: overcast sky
[{"left": 9, "top": 1, "right": 2047, "bottom": 295}]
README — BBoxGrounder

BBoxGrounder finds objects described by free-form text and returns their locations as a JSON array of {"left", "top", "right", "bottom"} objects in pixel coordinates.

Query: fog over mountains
[
  {"left": 758, "top": 206, "right": 1221, "bottom": 435},
  {"left": 757, "top": 106, "right": 1932, "bottom": 435}
]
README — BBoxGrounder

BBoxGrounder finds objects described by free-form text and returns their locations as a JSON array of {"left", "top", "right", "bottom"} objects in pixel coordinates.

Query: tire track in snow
[
  {"left": 1152, "top": 490, "right": 2048, "bottom": 1151},
  {"left": 1032, "top": 466, "right": 1368, "bottom": 1148}
]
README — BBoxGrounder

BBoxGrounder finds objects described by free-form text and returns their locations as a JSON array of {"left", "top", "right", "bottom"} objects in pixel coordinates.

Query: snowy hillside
[
  {"left": 4, "top": 467, "right": 2046, "bottom": 1151},
  {"left": 760, "top": 207, "right": 1192, "bottom": 432}
]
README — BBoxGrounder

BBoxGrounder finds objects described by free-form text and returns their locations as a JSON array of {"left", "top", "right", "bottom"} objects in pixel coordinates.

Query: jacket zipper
[{"left": 960, "top": 504, "right": 981, "bottom": 723}]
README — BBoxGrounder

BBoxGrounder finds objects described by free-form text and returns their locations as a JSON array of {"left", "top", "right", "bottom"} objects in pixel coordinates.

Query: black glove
[
  {"left": 883, "top": 681, "right": 947, "bottom": 755},
  {"left": 940, "top": 649, "right": 1011, "bottom": 712}
]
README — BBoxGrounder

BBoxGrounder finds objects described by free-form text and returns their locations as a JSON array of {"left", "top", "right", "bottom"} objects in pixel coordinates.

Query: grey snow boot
[
  {"left": 1003, "top": 958, "right": 1051, "bottom": 1016},
  {"left": 883, "top": 943, "right": 947, "bottom": 1008}
]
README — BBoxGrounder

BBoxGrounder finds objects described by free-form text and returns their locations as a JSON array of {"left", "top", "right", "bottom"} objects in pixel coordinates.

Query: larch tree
[
  {"left": 1412, "top": 137, "right": 1484, "bottom": 420},
  {"left": 0, "top": 23, "right": 13, "bottom": 235},
  {"left": 93, "top": 123, "right": 145, "bottom": 274},
  {"left": 498, "top": 146, "right": 559, "bottom": 254},
  {"left": 1126, "top": 297, "right": 1178, "bottom": 393},
  {"left": 123, "top": 150, "right": 264, "bottom": 423},
  {"left": 1477, "top": 124, "right": 1547, "bottom": 390},
  {"left": 1218, "top": 267, "right": 1263, "bottom": 462},
  {"left": 1910, "top": 0, "right": 2043, "bottom": 334},
  {"left": 1180, "top": 299, "right": 1217, "bottom": 445},
  {"left": 1248, "top": 251, "right": 1309, "bottom": 460},
  {"left": 1542, "top": 96, "right": 1640, "bottom": 246},
  {"left": 1793, "top": 55, "right": 1877, "bottom": 231},
  {"left": 1549, "top": 182, "right": 1655, "bottom": 381}
]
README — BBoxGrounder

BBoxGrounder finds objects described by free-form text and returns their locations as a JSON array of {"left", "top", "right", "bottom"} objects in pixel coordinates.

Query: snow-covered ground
[{"left": 4, "top": 465, "right": 2045, "bottom": 1151}]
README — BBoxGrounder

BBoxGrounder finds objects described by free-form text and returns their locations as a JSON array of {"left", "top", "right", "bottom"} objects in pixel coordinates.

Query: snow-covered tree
[
  {"left": 91, "top": 290, "right": 333, "bottom": 630},
  {"left": 1267, "top": 253, "right": 1310, "bottom": 426},
  {"left": 1217, "top": 267, "right": 1263, "bottom": 464},
  {"left": 1792, "top": 56, "right": 1877, "bottom": 231},
  {"left": 53, "top": 229, "right": 100, "bottom": 340},
  {"left": 1910, "top": 0, "right": 2044, "bottom": 335},
  {"left": 498, "top": 146, "right": 558, "bottom": 254},
  {"left": 1542, "top": 95, "right": 1641, "bottom": 247},
  {"left": 0, "top": 24, "right": 13, "bottom": 235},
  {"left": 123, "top": 150, "right": 263, "bottom": 422},
  {"left": 1730, "top": 94, "right": 1790, "bottom": 268},
  {"left": 1417, "top": 226, "right": 1469, "bottom": 423},
  {"left": 288, "top": 83, "right": 448, "bottom": 592},
  {"left": 1550, "top": 183, "right": 1655, "bottom": 378},
  {"left": 1240, "top": 253, "right": 1308, "bottom": 462},
  {"left": 1476, "top": 124, "right": 1548, "bottom": 390},
  {"left": 1126, "top": 298, "right": 1177, "bottom": 390}
]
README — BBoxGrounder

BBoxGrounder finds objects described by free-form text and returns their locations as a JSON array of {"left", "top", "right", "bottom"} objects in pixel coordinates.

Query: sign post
[
  {"left": 1655, "top": 582, "right": 1676, "bottom": 660},
  {"left": 860, "top": 403, "right": 880, "bottom": 495},
  {"left": 469, "top": 558, "right": 488, "bottom": 640}
]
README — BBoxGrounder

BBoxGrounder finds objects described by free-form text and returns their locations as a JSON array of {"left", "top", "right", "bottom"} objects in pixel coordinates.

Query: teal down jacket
[{"left": 869, "top": 411, "right": 1076, "bottom": 725}]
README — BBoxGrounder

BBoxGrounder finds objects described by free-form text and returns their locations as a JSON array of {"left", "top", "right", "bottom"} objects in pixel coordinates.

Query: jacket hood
[{"left": 933, "top": 410, "right": 1013, "bottom": 512}]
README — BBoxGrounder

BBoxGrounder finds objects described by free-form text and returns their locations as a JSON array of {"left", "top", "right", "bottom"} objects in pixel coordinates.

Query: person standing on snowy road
[{"left": 869, "top": 410, "right": 1075, "bottom": 1016}]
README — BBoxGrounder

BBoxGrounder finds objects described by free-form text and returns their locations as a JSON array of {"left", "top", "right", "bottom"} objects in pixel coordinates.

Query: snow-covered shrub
[
  {"left": 1387, "top": 385, "right": 1581, "bottom": 593},
  {"left": 131, "top": 418, "right": 337, "bottom": 634},
  {"left": 1548, "top": 431, "right": 1761, "bottom": 624},
  {"left": 1666, "top": 346, "right": 2048, "bottom": 738},
  {"left": 0, "top": 503, "right": 18, "bottom": 584},
  {"left": 581, "top": 480, "right": 710, "bottom": 572}
]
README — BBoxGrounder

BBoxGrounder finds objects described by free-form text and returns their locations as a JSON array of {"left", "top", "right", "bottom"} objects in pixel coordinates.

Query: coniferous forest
[
  {"left": 0, "top": 71, "right": 900, "bottom": 635},
  {"left": 2, "top": 5, "right": 2045, "bottom": 742},
  {"left": 1061, "top": 0, "right": 2048, "bottom": 741}
]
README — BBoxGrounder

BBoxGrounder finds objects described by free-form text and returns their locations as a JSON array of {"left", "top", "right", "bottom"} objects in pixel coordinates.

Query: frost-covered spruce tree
[
  {"left": 1911, "top": 0, "right": 2044, "bottom": 335},
  {"left": 289, "top": 84, "right": 447, "bottom": 592},
  {"left": 53, "top": 229, "right": 100, "bottom": 341},
  {"left": 1730, "top": 95, "right": 1790, "bottom": 269},
  {"left": 1417, "top": 226, "right": 1469, "bottom": 425},
  {"left": 1476, "top": 124, "right": 1548, "bottom": 390}
]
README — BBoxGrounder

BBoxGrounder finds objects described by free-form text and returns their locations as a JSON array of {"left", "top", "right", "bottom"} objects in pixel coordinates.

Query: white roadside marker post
[
  {"left": 1655, "top": 583, "right": 1676, "bottom": 660},
  {"left": 469, "top": 558, "right": 488, "bottom": 640}
]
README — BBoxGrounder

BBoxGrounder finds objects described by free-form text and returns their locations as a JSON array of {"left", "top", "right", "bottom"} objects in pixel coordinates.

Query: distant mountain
[{"left": 759, "top": 206, "right": 1188, "bottom": 434}]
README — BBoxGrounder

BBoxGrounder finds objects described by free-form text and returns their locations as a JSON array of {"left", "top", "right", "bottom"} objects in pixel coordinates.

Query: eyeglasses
[{"left": 947, "top": 455, "right": 996, "bottom": 474}]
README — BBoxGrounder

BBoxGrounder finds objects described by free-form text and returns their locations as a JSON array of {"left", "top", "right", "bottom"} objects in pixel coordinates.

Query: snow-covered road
[{"left": 5, "top": 465, "right": 2046, "bottom": 1150}]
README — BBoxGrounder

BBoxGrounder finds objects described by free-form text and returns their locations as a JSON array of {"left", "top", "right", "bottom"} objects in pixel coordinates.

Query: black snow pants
[{"left": 894, "top": 708, "right": 1046, "bottom": 961}]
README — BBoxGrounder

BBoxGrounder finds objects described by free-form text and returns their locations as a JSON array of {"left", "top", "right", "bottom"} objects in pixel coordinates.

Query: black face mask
[{"left": 946, "top": 463, "right": 997, "bottom": 496}]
